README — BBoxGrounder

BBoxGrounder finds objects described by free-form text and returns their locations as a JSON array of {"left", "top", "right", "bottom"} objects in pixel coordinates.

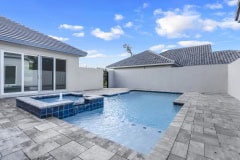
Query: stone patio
[{"left": 0, "top": 89, "right": 240, "bottom": 160}]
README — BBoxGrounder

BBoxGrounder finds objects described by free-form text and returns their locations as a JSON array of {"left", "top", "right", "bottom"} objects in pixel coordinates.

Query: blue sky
[{"left": 0, "top": 0, "right": 239, "bottom": 68}]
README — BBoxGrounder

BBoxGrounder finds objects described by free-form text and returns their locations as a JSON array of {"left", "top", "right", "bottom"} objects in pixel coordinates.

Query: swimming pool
[{"left": 64, "top": 91, "right": 181, "bottom": 154}]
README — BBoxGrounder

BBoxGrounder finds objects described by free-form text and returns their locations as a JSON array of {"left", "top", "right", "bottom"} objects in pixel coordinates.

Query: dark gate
[{"left": 103, "top": 70, "right": 108, "bottom": 88}]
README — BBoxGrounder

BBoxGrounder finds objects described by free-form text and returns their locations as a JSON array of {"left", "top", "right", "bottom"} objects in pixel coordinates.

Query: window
[
  {"left": 24, "top": 55, "right": 38, "bottom": 91},
  {"left": 56, "top": 59, "right": 66, "bottom": 89},
  {"left": 4, "top": 52, "right": 22, "bottom": 93},
  {"left": 5, "top": 66, "right": 16, "bottom": 84},
  {"left": 42, "top": 57, "right": 53, "bottom": 90}
]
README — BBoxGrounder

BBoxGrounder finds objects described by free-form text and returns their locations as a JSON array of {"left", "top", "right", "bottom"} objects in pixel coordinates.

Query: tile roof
[
  {"left": 161, "top": 45, "right": 240, "bottom": 66},
  {"left": 107, "top": 50, "right": 175, "bottom": 68},
  {"left": 0, "top": 16, "right": 87, "bottom": 56},
  {"left": 107, "top": 45, "right": 240, "bottom": 69},
  {"left": 212, "top": 50, "right": 240, "bottom": 64},
  {"left": 160, "top": 44, "right": 214, "bottom": 66}
]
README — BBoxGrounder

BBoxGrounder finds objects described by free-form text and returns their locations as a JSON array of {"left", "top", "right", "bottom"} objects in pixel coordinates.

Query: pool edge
[{"left": 147, "top": 93, "right": 192, "bottom": 160}]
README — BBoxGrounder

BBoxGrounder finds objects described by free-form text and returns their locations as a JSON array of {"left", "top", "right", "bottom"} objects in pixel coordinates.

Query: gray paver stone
[
  {"left": 189, "top": 140, "right": 204, "bottom": 156},
  {"left": 1, "top": 150, "right": 29, "bottom": 160},
  {"left": 50, "top": 141, "right": 87, "bottom": 160},
  {"left": 171, "top": 142, "right": 188, "bottom": 158},
  {"left": 23, "top": 141, "right": 60, "bottom": 159},
  {"left": 79, "top": 145, "right": 114, "bottom": 160}
]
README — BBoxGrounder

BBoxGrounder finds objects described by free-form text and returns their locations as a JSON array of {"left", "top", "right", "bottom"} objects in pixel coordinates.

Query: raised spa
[{"left": 16, "top": 93, "right": 104, "bottom": 119}]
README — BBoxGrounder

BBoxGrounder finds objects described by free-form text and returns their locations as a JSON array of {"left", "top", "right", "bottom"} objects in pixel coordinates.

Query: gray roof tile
[
  {"left": 0, "top": 16, "right": 87, "bottom": 56},
  {"left": 213, "top": 50, "right": 240, "bottom": 64},
  {"left": 107, "top": 45, "right": 240, "bottom": 68},
  {"left": 160, "top": 45, "right": 214, "bottom": 66},
  {"left": 161, "top": 45, "right": 240, "bottom": 66},
  {"left": 107, "top": 50, "right": 175, "bottom": 68}
]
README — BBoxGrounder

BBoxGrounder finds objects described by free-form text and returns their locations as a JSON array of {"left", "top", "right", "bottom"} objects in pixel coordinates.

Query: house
[
  {"left": 107, "top": 45, "right": 240, "bottom": 100},
  {"left": 0, "top": 16, "right": 103, "bottom": 98}
]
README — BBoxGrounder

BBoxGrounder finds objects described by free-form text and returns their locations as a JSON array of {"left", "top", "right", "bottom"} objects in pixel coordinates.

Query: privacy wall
[
  {"left": 228, "top": 59, "right": 240, "bottom": 100},
  {"left": 68, "top": 67, "right": 103, "bottom": 91},
  {"left": 108, "top": 64, "right": 228, "bottom": 93}
]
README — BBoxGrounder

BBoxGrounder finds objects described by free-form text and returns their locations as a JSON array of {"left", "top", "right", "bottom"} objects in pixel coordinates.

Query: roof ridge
[
  {"left": 213, "top": 50, "right": 240, "bottom": 53},
  {"left": 161, "top": 44, "right": 212, "bottom": 54},
  {"left": 106, "top": 50, "right": 175, "bottom": 68},
  {"left": 147, "top": 50, "right": 175, "bottom": 62}
]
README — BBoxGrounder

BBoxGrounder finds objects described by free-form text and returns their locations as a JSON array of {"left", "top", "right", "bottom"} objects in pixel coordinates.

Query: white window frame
[
  {"left": 1, "top": 51, "right": 24, "bottom": 95},
  {"left": 0, "top": 49, "right": 67, "bottom": 96}
]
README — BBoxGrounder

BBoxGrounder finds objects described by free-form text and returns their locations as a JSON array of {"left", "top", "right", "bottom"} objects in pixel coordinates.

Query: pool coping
[{"left": 147, "top": 93, "right": 189, "bottom": 160}]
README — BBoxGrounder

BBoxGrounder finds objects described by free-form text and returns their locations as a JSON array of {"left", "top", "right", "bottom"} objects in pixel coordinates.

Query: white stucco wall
[
  {"left": 0, "top": 42, "right": 103, "bottom": 97},
  {"left": 109, "top": 64, "right": 228, "bottom": 93},
  {"left": 107, "top": 69, "right": 115, "bottom": 88},
  {"left": 228, "top": 59, "right": 240, "bottom": 100}
]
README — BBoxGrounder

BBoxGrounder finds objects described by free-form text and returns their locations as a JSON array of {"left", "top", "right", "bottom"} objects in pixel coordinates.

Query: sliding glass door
[
  {"left": 24, "top": 55, "right": 38, "bottom": 91},
  {"left": 4, "top": 52, "right": 22, "bottom": 93},
  {"left": 1, "top": 53, "right": 66, "bottom": 94},
  {"left": 56, "top": 59, "right": 66, "bottom": 89},
  {"left": 42, "top": 57, "right": 54, "bottom": 90}
]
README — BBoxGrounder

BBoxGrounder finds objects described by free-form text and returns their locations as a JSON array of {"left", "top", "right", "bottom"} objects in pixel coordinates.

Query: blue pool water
[
  {"left": 64, "top": 91, "right": 181, "bottom": 154},
  {"left": 36, "top": 95, "right": 81, "bottom": 103}
]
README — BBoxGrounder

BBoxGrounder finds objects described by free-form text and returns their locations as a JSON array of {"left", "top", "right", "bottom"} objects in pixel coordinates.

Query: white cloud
[
  {"left": 155, "top": 6, "right": 199, "bottom": 38},
  {"left": 219, "top": 18, "right": 240, "bottom": 30},
  {"left": 195, "top": 34, "right": 202, "bottom": 38},
  {"left": 48, "top": 35, "right": 69, "bottom": 41},
  {"left": 214, "top": 12, "right": 226, "bottom": 16},
  {"left": 59, "top": 24, "right": 84, "bottom": 31},
  {"left": 124, "top": 22, "right": 133, "bottom": 28},
  {"left": 143, "top": 3, "right": 149, "bottom": 8},
  {"left": 85, "top": 50, "right": 108, "bottom": 58},
  {"left": 154, "top": 5, "right": 240, "bottom": 38},
  {"left": 200, "top": 19, "right": 218, "bottom": 31},
  {"left": 114, "top": 14, "right": 124, "bottom": 21},
  {"left": 178, "top": 40, "right": 212, "bottom": 47},
  {"left": 91, "top": 25, "right": 124, "bottom": 41},
  {"left": 224, "top": 0, "right": 238, "bottom": 6},
  {"left": 153, "top": 9, "right": 163, "bottom": 15},
  {"left": 118, "top": 52, "right": 129, "bottom": 57},
  {"left": 73, "top": 32, "right": 85, "bottom": 37},
  {"left": 149, "top": 44, "right": 176, "bottom": 52},
  {"left": 205, "top": 3, "right": 223, "bottom": 9}
]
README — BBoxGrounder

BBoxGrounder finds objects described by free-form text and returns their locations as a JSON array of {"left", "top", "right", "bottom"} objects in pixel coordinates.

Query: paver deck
[{"left": 0, "top": 89, "right": 240, "bottom": 160}]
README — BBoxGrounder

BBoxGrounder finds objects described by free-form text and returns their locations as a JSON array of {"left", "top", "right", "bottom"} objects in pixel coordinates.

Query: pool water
[
  {"left": 64, "top": 91, "right": 181, "bottom": 154},
  {"left": 36, "top": 95, "right": 81, "bottom": 103}
]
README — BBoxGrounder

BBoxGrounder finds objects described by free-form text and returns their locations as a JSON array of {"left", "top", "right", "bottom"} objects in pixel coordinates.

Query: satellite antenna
[{"left": 123, "top": 44, "right": 133, "bottom": 56}]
